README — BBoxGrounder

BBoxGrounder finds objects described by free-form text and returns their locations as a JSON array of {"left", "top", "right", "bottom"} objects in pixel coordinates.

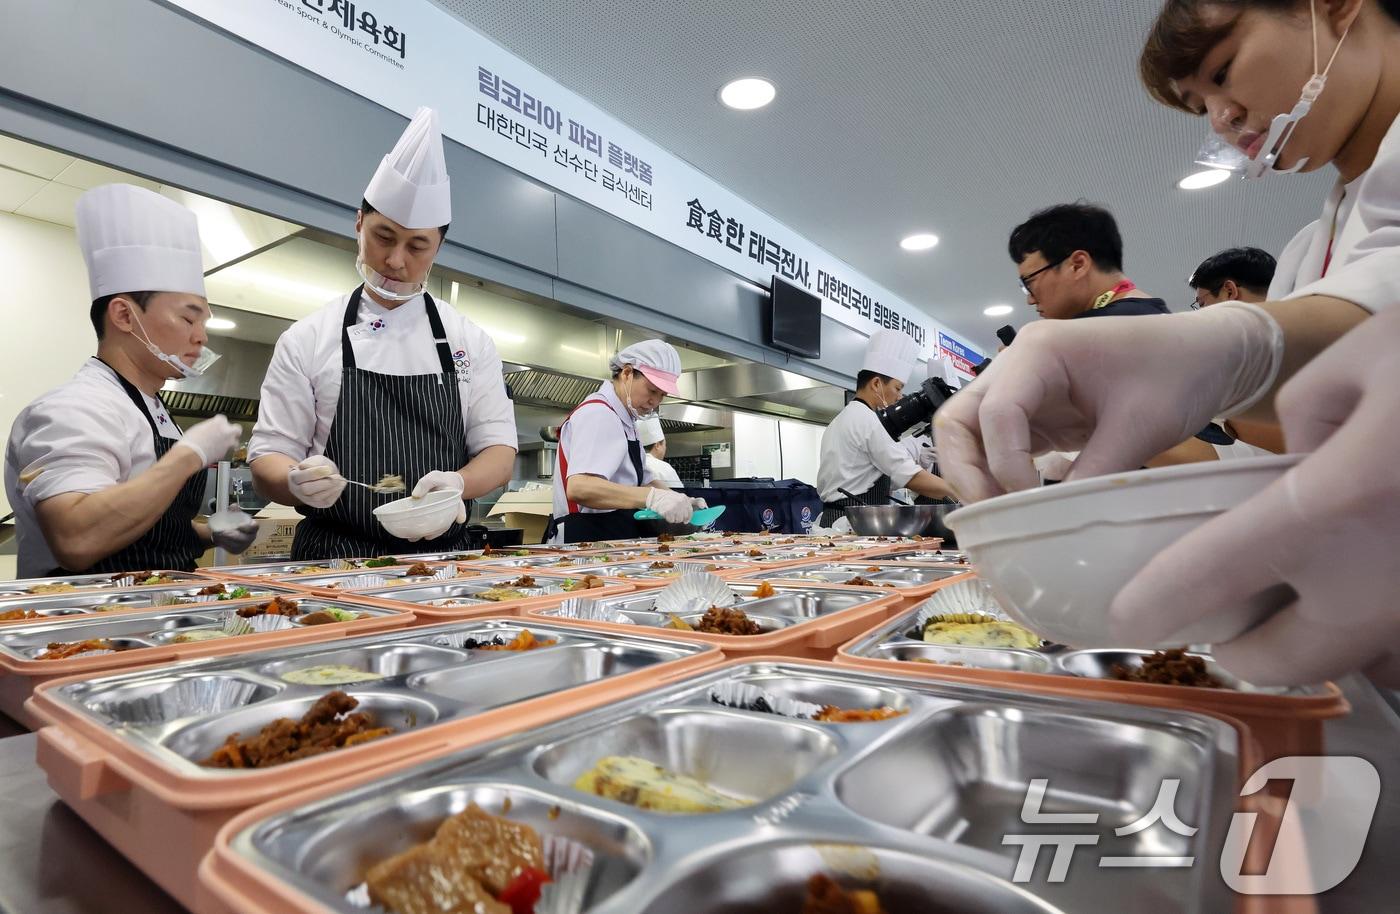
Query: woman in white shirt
[
  {"left": 249, "top": 108, "right": 517, "bottom": 558},
  {"left": 546, "top": 341, "right": 697, "bottom": 543}
]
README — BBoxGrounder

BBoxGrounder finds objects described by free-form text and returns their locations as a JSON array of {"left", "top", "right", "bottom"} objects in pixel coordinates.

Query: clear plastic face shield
[
  {"left": 355, "top": 234, "right": 431, "bottom": 302},
  {"left": 128, "top": 301, "right": 220, "bottom": 379},
  {"left": 1194, "top": 0, "right": 1350, "bottom": 180}
]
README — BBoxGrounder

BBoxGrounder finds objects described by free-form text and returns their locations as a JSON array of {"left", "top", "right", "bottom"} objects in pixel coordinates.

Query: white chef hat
[
  {"left": 862, "top": 329, "right": 920, "bottom": 383},
  {"left": 637, "top": 416, "right": 665, "bottom": 447},
  {"left": 364, "top": 106, "right": 452, "bottom": 230},
  {"left": 75, "top": 184, "right": 205, "bottom": 300}
]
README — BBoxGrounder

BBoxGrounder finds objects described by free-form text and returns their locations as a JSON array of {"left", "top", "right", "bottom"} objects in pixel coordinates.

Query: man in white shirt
[
  {"left": 249, "top": 107, "right": 517, "bottom": 558},
  {"left": 637, "top": 417, "right": 683, "bottom": 488},
  {"left": 817, "top": 330, "right": 956, "bottom": 525},
  {"left": 3, "top": 184, "right": 247, "bottom": 577}
]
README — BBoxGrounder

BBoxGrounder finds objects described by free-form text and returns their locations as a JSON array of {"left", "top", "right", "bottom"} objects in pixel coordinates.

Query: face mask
[
  {"left": 128, "top": 305, "right": 221, "bottom": 379},
  {"left": 622, "top": 368, "right": 660, "bottom": 421},
  {"left": 356, "top": 236, "right": 428, "bottom": 301},
  {"left": 1195, "top": 0, "right": 1350, "bottom": 180}
]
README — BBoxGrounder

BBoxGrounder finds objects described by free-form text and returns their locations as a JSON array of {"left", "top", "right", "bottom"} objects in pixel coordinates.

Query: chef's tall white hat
[
  {"left": 862, "top": 329, "right": 920, "bottom": 383},
  {"left": 364, "top": 106, "right": 452, "bottom": 229},
  {"left": 636, "top": 416, "right": 665, "bottom": 447},
  {"left": 76, "top": 184, "right": 205, "bottom": 300}
]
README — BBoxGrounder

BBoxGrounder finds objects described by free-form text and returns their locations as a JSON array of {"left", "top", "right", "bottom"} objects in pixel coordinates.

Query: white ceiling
[{"left": 430, "top": 0, "right": 1334, "bottom": 350}]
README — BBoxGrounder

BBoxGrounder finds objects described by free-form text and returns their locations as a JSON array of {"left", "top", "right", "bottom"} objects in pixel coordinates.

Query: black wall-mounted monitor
[{"left": 768, "top": 275, "right": 822, "bottom": 359}]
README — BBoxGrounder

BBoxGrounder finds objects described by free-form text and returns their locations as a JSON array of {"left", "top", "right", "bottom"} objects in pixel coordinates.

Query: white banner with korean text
[{"left": 166, "top": 0, "right": 982, "bottom": 363}]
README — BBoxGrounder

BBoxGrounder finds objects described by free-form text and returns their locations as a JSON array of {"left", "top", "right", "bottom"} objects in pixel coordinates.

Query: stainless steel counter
[{"left": 0, "top": 676, "right": 1395, "bottom": 914}]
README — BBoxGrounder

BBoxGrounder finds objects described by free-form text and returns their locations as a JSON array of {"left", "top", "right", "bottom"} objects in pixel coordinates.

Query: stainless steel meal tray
[
  {"left": 844, "top": 602, "right": 1323, "bottom": 695},
  {"left": 356, "top": 571, "right": 612, "bottom": 607},
  {"left": 0, "top": 570, "right": 214, "bottom": 599},
  {"left": 538, "top": 582, "right": 902, "bottom": 634},
  {"left": 43, "top": 620, "right": 707, "bottom": 777},
  {"left": 0, "top": 581, "right": 297, "bottom": 620},
  {"left": 0, "top": 598, "right": 402, "bottom": 661},
  {"left": 223, "top": 661, "right": 1242, "bottom": 912},
  {"left": 753, "top": 562, "right": 967, "bottom": 587}
]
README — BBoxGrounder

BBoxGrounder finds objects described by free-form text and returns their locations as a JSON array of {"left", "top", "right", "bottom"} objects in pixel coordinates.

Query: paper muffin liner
[
  {"left": 708, "top": 679, "right": 824, "bottom": 720},
  {"left": 552, "top": 597, "right": 635, "bottom": 626},
  {"left": 91, "top": 676, "right": 268, "bottom": 725},
  {"left": 343, "top": 830, "right": 595, "bottom": 914},
  {"left": 332, "top": 573, "right": 390, "bottom": 591},
  {"left": 149, "top": 592, "right": 188, "bottom": 608},
  {"left": 220, "top": 612, "right": 297, "bottom": 636},
  {"left": 914, "top": 577, "right": 1003, "bottom": 626},
  {"left": 111, "top": 575, "right": 135, "bottom": 588},
  {"left": 654, "top": 572, "right": 736, "bottom": 616}
]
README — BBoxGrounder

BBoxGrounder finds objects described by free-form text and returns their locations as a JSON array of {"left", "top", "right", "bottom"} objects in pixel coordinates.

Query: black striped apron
[
  {"left": 291, "top": 287, "right": 471, "bottom": 560},
  {"left": 61, "top": 363, "right": 206, "bottom": 574},
  {"left": 819, "top": 400, "right": 893, "bottom": 526}
]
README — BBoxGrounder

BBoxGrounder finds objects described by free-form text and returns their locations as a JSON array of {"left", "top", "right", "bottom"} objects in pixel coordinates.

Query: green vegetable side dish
[
  {"left": 363, "top": 556, "right": 400, "bottom": 568},
  {"left": 217, "top": 586, "right": 252, "bottom": 601}
]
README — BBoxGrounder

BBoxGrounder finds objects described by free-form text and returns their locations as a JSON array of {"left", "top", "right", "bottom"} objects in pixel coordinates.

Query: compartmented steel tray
[
  {"left": 527, "top": 581, "right": 907, "bottom": 660},
  {"left": 211, "top": 558, "right": 406, "bottom": 580},
  {"left": 576, "top": 558, "right": 756, "bottom": 583},
  {"left": 0, "top": 569, "right": 216, "bottom": 599},
  {"left": 353, "top": 571, "right": 635, "bottom": 619},
  {"left": 0, "top": 580, "right": 296, "bottom": 622},
  {"left": 838, "top": 601, "right": 1351, "bottom": 763},
  {"left": 870, "top": 547, "right": 971, "bottom": 566},
  {"left": 30, "top": 619, "right": 720, "bottom": 911},
  {"left": 0, "top": 597, "right": 415, "bottom": 727},
  {"left": 753, "top": 561, "right": 971, "bottom": 596},
  {"left": 204, "top": 661, "right": 1256, "bottom": 914}
]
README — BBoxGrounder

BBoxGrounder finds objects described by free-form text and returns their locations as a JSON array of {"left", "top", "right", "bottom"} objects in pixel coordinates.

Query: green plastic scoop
[{"left": 634, "top": 504, "right": 727, "bottom": 527}]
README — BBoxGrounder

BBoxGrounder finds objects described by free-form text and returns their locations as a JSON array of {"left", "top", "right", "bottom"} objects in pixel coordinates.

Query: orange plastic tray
[
  {"left": 28, "top": 621, "right": 722, "bottom": 913},
  {"left": 0, "top": 599, "right": 415, "bottom": 728},
  {"left": 195, "top": 655, "right": 1309, "bottom": 914},
  {"left": 835, "top": 635, "right": 1349, "bottom": 765},
  {"left": 522, "top": 588, "right": 912, "bottom": 660}
]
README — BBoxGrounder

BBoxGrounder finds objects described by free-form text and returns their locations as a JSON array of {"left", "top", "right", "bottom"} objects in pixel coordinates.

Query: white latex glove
[
  {"left": 288, "top": 455, "right": 346, "bottom": 509},
  {"left": 689, "top": 497, "right": 709, "bottom": 510},
  {"left": 208, "top": 507, "right": 259, "bottom": 554},
  {"left": 410, "top": 471, "right": 468, "bottom": 538},
  {"left": 173, "top": 415, "right": 241, "bottom": 466},
  {"left": 1109, "top": 307, "right": 1400, "bottom": 688},
  {"left": 646, "top": 487, "right": 694, "bottom": 524},
  {"left": 933, "top": 303, "right": 1284, "bottom": 502}
]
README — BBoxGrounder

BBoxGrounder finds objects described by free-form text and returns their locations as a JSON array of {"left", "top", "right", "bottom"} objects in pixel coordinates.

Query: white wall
[
  {"left": 0, "top": 212, "right": 95, "bottom": 517},
  {"left": 778, "top": 419, "right": 825, "bottom": 486}
]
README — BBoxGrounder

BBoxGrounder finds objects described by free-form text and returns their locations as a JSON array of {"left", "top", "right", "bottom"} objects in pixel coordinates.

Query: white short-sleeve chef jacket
[
  {"left": 1270, "top": 111, "right": 1400, "bottom": 314},
  {"left": 644, "top": 452, "right": 684, "bottom": 488},
  {"left": 248, "top": 292, "right": 517, "bottom": 464},
  {"left": 550, "top": 381, "right": 655, "bottom": 529},
  {"left": 4, "top": 358, "right": 186, "bottom": 577},
  {"left": 817, "top": 399, "right": 920, "bottom": 503}
]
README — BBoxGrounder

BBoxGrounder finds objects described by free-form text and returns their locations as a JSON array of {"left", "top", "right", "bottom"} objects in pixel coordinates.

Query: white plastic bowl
[
  {"left": 944, "top": 454, "right": 1301, "bottom": 648},
  {"left": 371, "top": 489, "right": 462, "bottom": 540}
]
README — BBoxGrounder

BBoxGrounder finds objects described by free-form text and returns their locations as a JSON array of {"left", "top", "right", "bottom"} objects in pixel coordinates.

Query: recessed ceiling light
[
  {"left": 983, "top": 304, "right": 1014, "bottom": 317},
  {"left": 719, "top": 78, "right": 776, "bottom": 110},
  {"left": 207, "top": 317, "right": 237, "bottom": 331},
  {"left": 899, "top": 233, "right": 940, "bottom": 252},
  {"left": 1177, "top": 168, "right": 1231, "bottom": 190}
]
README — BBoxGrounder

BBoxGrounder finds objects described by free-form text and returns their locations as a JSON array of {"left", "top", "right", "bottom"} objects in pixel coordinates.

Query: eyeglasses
[{"left": 1018, "top": 256, "right": 1067, "bottom": 296}]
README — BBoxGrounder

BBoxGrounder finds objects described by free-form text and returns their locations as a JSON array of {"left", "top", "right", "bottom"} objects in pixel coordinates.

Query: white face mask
[
  {"left": 128, "top": 304, "right": 220, "bottom": 379},
  {"left": 356, "top": 235, "right": 429, "bottom": 302},
  {"left": 622, "top": 368, "right": 660, "bottom": 421},
  {"left": 1195, "top": 0, "right": 1351, "bottom": 180}
]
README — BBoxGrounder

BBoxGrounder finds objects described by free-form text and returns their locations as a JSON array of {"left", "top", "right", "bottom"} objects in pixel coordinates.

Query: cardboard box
[
  {"left": 487, "top": 486, "right": 553, "bottom": 544},
  {"left": 240, "top": 502, "right": 304, "bottom": 560}
]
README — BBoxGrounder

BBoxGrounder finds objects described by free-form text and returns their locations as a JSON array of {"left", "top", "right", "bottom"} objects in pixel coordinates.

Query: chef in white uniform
[
  {"left": 816, "top": 330, "right": 957, "bottom": 525},
  {"left": 3, "top": 184, "right": 248, "bottom": 577},
  {"left": 546, "top": 340, "right": 698, "bottom": 543},
  {"left": 637, "top": 417, "right": 684, "bottom": 488},
  {"left": 249, "top": 107, "right": 517, "bottom": 558}
]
